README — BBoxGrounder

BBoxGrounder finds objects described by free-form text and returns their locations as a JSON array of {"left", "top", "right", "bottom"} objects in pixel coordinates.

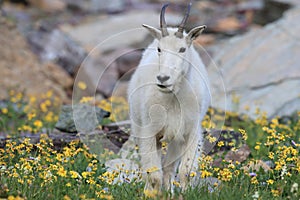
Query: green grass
[{"left": 0, "top": 90, "right": 299, "bottom": 200}]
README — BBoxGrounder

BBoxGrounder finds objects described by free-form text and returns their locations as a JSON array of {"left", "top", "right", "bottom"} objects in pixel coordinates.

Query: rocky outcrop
[
  {"left": 61, "top": 10, "right": 182, "bottom": 52},
  {"left": 63, "top": 0, "right": 126, "bottom": 13},
  {"left": 26, "top": 23, "right": 87, "bottom": 76},
  {"left": 0, "top": 20, "right": 72, "bottom": 101},
  {"left": 208, "top": 7, "right": 300, "bottom": 118},
  {"left": 75, "top": 49, "right": 142, "bottom": 98}
]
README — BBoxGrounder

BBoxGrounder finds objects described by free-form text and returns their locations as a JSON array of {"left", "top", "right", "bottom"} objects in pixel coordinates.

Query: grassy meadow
[{"left": 0, "top": 89, "right": 299, "bottom": 200}]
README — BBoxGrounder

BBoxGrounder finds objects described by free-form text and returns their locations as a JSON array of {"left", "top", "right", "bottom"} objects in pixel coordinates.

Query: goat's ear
[
  {"left": 142, "top": 24, "right": 161, "bottom": 40},
  {"left": 186, "top": 25, "right": 206, "bottom": 46}
]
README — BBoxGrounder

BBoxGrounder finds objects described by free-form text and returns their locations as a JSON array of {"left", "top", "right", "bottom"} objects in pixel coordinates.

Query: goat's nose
[{"left": 157, "top": 75, "right": 170, "bottom": 83}]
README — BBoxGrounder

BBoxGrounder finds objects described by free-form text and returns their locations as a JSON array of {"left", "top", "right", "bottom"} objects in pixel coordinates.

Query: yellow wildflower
[
  {"left": 9, "top": 89, "right": 15, "bottom": 96},
  {"left": 8, "top": 196, "right": 25, "bottom": 200},
  {"left": 1, "top": 107, "right": 8, "bottom": 114},
  {"left": 228, "top": 141, "right": 235, "bottom": 146},
  {"left": 33, "top": 120, "right": 43, "bottom": 129},
  {"left": 80, "top": 96, "right": 94, "bottom": 103},
  {"left": 66, "top": 182, "right": 71, "bottom": 187},
  {"left": 217, "top": 141, "right": 224, "bottom": 147},
  {"left": 29, "top": 96, "right": 36, "bottom": 104},
  {"left": 189, "top": 171, "right": 197, "bottom": 177},
  {"left": 96, "top": 193, "right": 113, "bottom": 200},
  {"left": 207, "top": 135, "right": 217, "bottom": 143},
  {"left": 57, "top": 167, "right": 67, "bottom": 177},
  {"left": 200, "top": 170, "right": 212, "bottom": 178},
  {"left": 44, "top": 99, "right": 51, "bottom": 106},
  {"left": 27, "top": 112, "right": 36, "bottom": 120},
  {"left": 77, "top": 81, "right": 87, "bottom": 90},
  {"left": 82, "top": 171, "right": 92, "bottom": 179},
  {"left": 228, "top": 163, "right": 235, "bottom": 169},
  {"left": 70, "top": 170, "right": 80, "bottom": 179},
  {"left": 250, "top": 176, "right": 259, "bottom": 185},
  {"left": 10, "top": 97, "right": 17, "bottom": 103},
  {"left": 266, "top": 179, "right": 274, "bottom": 185},
  {"left": 87, "top": 178, "right": 96, "bottom": 185},
  {"left": 218, "top": 168, "right": 232, "bottom": 182},
  {"left": 173, "top": 181, "right": 181, "bottom": 187},
  {"left": 40, "top": 102, "right": 48, "bottom": 113},
  {"left": 239, "top": 129, "right": 248, "bottom": 140},
  {"left": 63, "top": 195, "right": 71, "bottom": 200},
  {"left": 21, "top": 125, "right": 33, "bottom": 132},
  {"left": 18, "top": 178, "right": 24, "bottom": 184},
  {"left": 45, "top": 111, "right": 54, "bottom": 122},
  {"left": 271, "top": 189, "right": 280, "bottom": 197},
  {"left": 46, "top": 90, "right": 53, "bottom": 98}
]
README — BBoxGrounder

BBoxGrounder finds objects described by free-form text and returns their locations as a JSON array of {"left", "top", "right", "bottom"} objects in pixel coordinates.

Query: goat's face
[
  {"left": 154, "top": 33, "right": 192, "bottom": 93},
  {"left": 143, "top": 3, "right": 206, "bottom": 93}
]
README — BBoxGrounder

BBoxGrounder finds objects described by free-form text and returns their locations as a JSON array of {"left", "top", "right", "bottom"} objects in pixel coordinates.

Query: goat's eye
[
  {"left": 179, "top": 47, "right": 186, "bottom": 53},
  {"left": 157, "top": 47, "right": 161, "bottom": 53}
]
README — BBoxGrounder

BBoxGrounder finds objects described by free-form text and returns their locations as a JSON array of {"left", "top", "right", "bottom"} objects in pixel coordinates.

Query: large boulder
[
  {"left": 208, "top": 7, "right": 300, "bottom": 118},
  {"left": 26, "top": 23, "right": 87, "bottom": 76},
  {"left": 63, "top": 0, "right": 126, "bottom": 13},
  {"left": 55, "top": 104, "right": 110, "bottom": 133},
  {"left": 61, "top": 10, "right": 182, "bottom": 52},
  {"left": 0, "top": 19, "right": 72, "bottom": 101}
]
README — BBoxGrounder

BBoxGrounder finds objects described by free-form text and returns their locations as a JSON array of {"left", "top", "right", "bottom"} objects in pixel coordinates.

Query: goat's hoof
[{"left": 145, "top": 171, "right": 163, "bottom": 191}]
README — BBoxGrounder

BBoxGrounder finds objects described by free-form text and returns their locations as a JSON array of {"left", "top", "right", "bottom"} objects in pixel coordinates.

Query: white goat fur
[{"left": 128, "top": 26, "right": 210, "bottom": 191}]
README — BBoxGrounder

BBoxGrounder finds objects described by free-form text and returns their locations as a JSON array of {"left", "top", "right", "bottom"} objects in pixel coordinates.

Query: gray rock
[
  {"left": 224, "top": 144, "right": 251, "bottom": 163},
  {"left": 64, "top": 0, "right": 126, "bottom": 13},
  {"left": 79, "top": 130, "right": 121, "bottom": 154},
  {"left": 26, "top": 24, "right": 87, "bottom": 76},
  {"left": 208, "top": 7, "right": 300, "bottom": 119},
  {"left": 0, "top": 21, "right": 72, "bottom": 101},
  {"left": 75, "top": 54, "right": 119, "bottom": 97},
  {"left": 62, "top": 10, "right": 182, "bottom": 52},
  {"left": 55, "top": 104, "right": 110, "bottom": 133}
]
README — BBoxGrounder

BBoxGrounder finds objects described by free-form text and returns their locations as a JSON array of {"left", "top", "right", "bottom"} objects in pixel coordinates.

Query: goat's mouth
[{"left": 157, "top": 84, "right": 173, "bottom": 92}]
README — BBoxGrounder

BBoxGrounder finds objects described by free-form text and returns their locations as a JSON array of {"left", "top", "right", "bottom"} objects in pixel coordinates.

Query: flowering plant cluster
[{"left": 0, "top": 90, "right": 299, "bottom": 199}]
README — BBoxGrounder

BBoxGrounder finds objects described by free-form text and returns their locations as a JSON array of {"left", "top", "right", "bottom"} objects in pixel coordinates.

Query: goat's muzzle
[{"left": 156, "top": 76, "right": 172, "bottom": 92}]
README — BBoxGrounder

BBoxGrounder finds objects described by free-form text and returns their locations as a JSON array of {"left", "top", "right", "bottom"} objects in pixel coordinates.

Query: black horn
[
  {"left": 160, "top": 4, "right": 169, "bottom": 37},
  {"left": 175, "top": 2, "right": 192, "bottom": 38}
]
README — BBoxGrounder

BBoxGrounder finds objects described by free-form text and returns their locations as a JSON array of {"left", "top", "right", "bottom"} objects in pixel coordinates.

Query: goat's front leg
[
  {"left": 162, "top": 141, "right": 181, "bottom": 192},
  {"left": 139, "top": 136, "right": 162, "bottom": 192},
  {"left": 178, "top": 133, "right": 201, "bottom": 190}
]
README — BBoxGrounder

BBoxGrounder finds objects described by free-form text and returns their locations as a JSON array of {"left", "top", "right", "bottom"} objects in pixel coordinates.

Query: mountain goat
[{"left": 128, "top": 3, "right": 210, "bottom": 192}]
